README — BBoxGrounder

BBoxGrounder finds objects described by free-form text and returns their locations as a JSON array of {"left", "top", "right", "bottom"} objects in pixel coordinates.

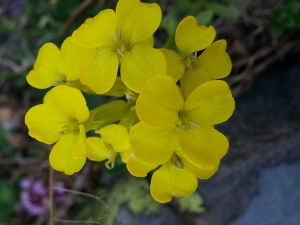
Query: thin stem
[
  {"left": 53, "top": 187, "right": 125, "bottom": 223},
  {"left": 53, "top": 217, "right": 108, "bottom": 224},
  {"left": 49, "top": 167, "right": 54, "bottom": 225}
]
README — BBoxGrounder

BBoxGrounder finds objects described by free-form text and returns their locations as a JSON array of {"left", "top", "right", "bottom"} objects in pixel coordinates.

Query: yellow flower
[
  {"left": 160, "top": 16, "right": 232, "bottom": 97},
  {"left": 26, "top": 37, "right": 89, "bottom": 89},
  {"left": 130, "top": 76, "right": 235, "bottom": 169},
  {"left": 87, "top": 124, "right": 131, "bottom": 169},
  {"left": 87, "top": 124, "right": 156, "bottom": 176},
  {"left": 150, "top": 156, "right": 198, "bottom": 203},
  {"left": 72, "top": 0, "right": 166, "bottom": 94},
  {"left": 25, "top": 85, "right": 89, "bottom": 175},
  {"left": 132, "top": 148, "right": 217, "bottom": 203},
  {"left": 121, "top": 150, "right": 157, "bottom": 178}
]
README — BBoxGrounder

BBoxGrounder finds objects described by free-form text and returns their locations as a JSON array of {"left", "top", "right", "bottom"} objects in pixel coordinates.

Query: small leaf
[
  {"left": 206, "top": 3, "right": 240, "bottom": 20},
  {"left": 160, "top": 10, "right": 177, "bottom": 36},
  {"left": 196, "top": 10, "right": 214, "bottom": 25},
  {"left": 177, "top": 192, "right": 205, "bottom": 213},
  {"left": 271, "top": 25, "right": 286, "bottom": 39}
]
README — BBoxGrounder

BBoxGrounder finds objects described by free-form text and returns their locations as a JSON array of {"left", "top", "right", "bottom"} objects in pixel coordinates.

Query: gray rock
[
  {"left": 232, "top": 163, "right": 300, "bottom": 225},
  {"left": 114, "top": 205, "right": 184, "bottom": 225}
]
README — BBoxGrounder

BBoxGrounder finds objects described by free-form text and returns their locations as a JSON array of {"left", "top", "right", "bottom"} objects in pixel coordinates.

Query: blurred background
[{"left": 0, "top": 0, "right": 300, "bottom": 224}]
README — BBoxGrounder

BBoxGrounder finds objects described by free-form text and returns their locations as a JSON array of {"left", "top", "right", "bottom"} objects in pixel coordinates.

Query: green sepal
[{"left": 83, "top": 100, "right": 131, "bottom": 131}]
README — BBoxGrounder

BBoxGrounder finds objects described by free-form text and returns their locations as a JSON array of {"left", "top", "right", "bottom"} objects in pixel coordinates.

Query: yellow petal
[
  {"left": 126, "top": 153, "right": 157, "bottom": 177},
  {"left": 102, "top": 76, "right": 126, "bottom": 97},
  {"left": 26, "top": 43, "right": 64, "bottom": 89},
  {"left": 120, "top": 44, "right": 166, "bottom": 93},
  {"left": 175, "top": 16, "right": 216, "bottom": 58},
  {"left": 97, "top": 124, "right": 131, "bottom": 152},
  {"left": 179, "top": 126, "right": 229, "bottom": 169},
  {"left": 196, "top": 40, "right": 232, "bottom": 79},
  {"left": 135, "top": 76, "right": 183, "bottom": 127},
  {"left": 150, "top": 163, "right": 198, "bottom": 203},
  {"left": 61, "top": 37, "right": 90, "bottom": 81},
  {"left": 142, "top": 35, "right": 154, "bottom": 47},
  {"left": 86, "top": 137, "right": 110, "bottom": 161},
  {"left": 183, "top": 68, "right": 212, "bottom": 98},
  {"left": 116, "top": 0, "right": 141, "bottom": 21},
  {"left": 43, "top": 85, "right": 89, "bottom": 123},
  {"left": 120, "top": 151, "right": 130, "bottom": 163},
  {"left": 34, "top": 43, "right": 63, "bottom": 71},
  {"left": 79, "top": 48, "right": 119, "bottom": 94},
  {"left": 181, "top": 157, "right": 218, "bottom": 179},
  {"left": 179, "top": 69, "right": 189, "bottom": 93},
  {"left": 130, "top": 122, "right": 179, "bottom": 166},
  {"left": 159, "top": 48, "right": 185, "bottom": 82},
  {"left": 25, "top": 104, "right": 65, "bottom": 144},
  {"left": 118, "top": 2, "right": 161, "bottom": 44},
  {"left": 72, "top": 9, "right": 118, "bottom": 48},
  {"left": 184, "top": 80, "right": 235, "bottom": 125},
  {"left": 175, "top": 148, "right": 218, "bottom": 179},
  {"left": 49, "top": 125, "right": 87, "bottom": 175}
]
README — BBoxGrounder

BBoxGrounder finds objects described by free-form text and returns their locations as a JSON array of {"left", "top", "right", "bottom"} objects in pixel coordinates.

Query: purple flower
[{"left": 20, "top": 178, "right": 65, "bottom": 216}]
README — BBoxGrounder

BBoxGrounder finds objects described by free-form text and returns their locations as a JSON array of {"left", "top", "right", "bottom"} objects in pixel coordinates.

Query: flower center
[
  {"left": 176, "top": 112, "right": 199, "bottom": 131},
  {"left": 169, "top": 154, "right": 184, "bottom": 169},
  {"left": 124, "top": 87, "right": 139, "bottom": 105},
  {"left": 184, "top": 52, "right": 198, "bottom": 75},
  {"left": 57, "top": 118, "right": 80, "bottom": 134},
  {"left": 116, "top": 27, "right": 134, "bottom": 58}
]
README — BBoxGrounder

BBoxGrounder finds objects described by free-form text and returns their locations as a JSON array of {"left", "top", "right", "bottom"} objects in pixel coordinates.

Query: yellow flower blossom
[
  {"left": 87, "top": 124, "right": 131, "bottom": 169},
  {"left": 130, "top": 76, "right": 235, "bottom": 169},
  {"left": 72, "top": 0, "right": 166, "bottom": 94},
  {"left": 150, "top": 156, "right": 198, "bottom": 203},
  {"left": 25, "top": 85, "right": 89, "bottom": 175},
  {"left": 87, "top": 124, "right": 156, "bottom": 176},
  {"left": 121, "top": 150, "right": 157, "bottom": 178},
  {"left": 160, "top": 16, "right": 231, "bottom": 97},
  {"left": 130, "top": 148, "right": 217, "bottom": 203},
  {"left": 26, "top": 37, "right": 89, "bottom": 89}
]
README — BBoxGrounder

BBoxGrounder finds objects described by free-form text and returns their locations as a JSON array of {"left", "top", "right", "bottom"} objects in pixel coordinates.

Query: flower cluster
[{"left": 25, "top": 0, "right": 234, "bottom": 203}]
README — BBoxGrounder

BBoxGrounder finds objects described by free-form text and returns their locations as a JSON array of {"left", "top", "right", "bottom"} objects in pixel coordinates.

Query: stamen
[
  {"left": 174, "top": 155, "right": 184, "bottom": 169},
  {"left": 170, "top": 154, "right": 184, "bottom": 169},
  {"left": 105, "top": 152, "right": 116, "bottom": 170},
  {"left": 177, "top": 113, "right": 200, "bottom": 131},
  {"left": 117, "top": 48, "right": 124, "bottom": 57},
  {"left": 129, "top": 42, "right": 135, "bottom": 49}
]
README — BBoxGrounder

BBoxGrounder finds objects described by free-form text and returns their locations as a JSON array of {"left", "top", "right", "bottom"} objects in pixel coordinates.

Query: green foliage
[
  {"left": 160, "top": 9, "right": 177, "bottom": 50},
  {"left": 196, "top": 10, "right": 214, "bottom": 26},
  {"left": 0, "top": 126, "right": 14, "bottom": 154},
  {"left": 177, "top": 192, "right": 205, "bottom": 213},
  {"left": 76, "top": 177, "right": 160, "bottom": 225},
  {"left": 159, "top": 0, "right": 240, "bottom": 50},
  {"left": 0, "top": 181, "right": 18, "bottom": 221},
  {"left": 205, "top": 3, "right": 240, "bottom": 20},
  {"left": 271, "top": 0, "right": 300, "bottom": 38},
  {"left": 119, "top": 177, "right": 160, "bottom": 216}
]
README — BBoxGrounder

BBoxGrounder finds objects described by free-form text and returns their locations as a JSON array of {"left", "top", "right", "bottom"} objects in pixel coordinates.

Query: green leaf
[
  {"left": 271, "top": 25, "right": 286, "bottom": 39},
  {"left": 196, "top": 10, "right": 214, "bottom": 25},
  {"left": 177, "top": 192, "right": 205, "bottom": 213},
  {"left": 206, "top": 3, "right": 240, "bottom": 20},
  {"left": 160, "top": 10, "right": 177, "bottom": 36},
  {"left": 0, "top": 181, "right": 17, "bottom": 220}
]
